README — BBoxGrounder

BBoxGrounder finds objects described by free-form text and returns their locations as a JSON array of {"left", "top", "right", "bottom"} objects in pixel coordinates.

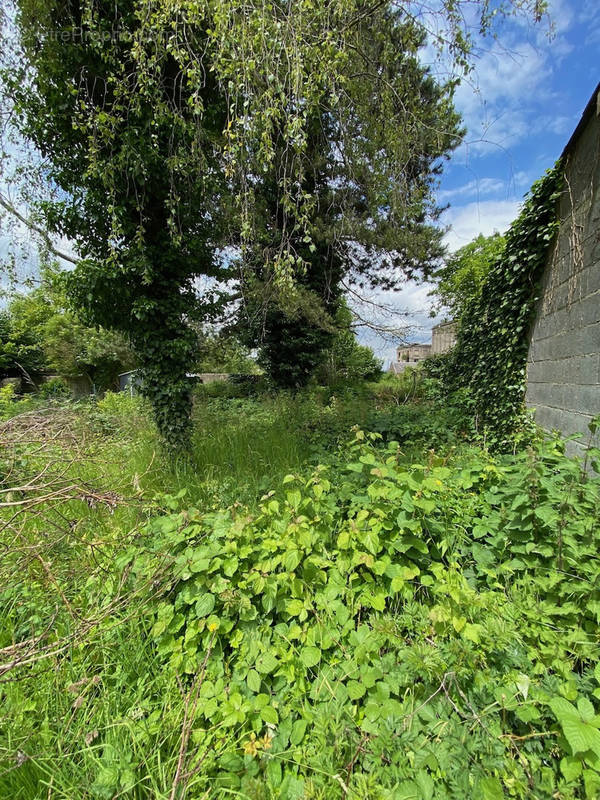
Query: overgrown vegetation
[
  {"left": 2, "top": 377, "right": 599, "bottom": 799},
  {"left": 0, "top": 5, "right": 590, "bottom": 799},
  {"left": 431, "top": 164, "right": 563, "bottom": 445},
  {"left": 0, "top": 269, "right": 135, "bottom": 391},
  {"left": 429, "top": 232, "right": 506, "bottom": 321},
  {"left": 1, "top": 0, "right": 545, "bottom": 446}
]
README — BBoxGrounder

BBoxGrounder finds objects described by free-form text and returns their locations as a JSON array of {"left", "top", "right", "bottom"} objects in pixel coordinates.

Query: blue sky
[{"left": 361, "top": 0, "right": 600, "bottom": 368}]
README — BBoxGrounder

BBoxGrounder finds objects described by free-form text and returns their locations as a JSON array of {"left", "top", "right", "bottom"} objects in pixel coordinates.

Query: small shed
[{"left": 118, "top": 370, "right": 231, "bottom": 395}]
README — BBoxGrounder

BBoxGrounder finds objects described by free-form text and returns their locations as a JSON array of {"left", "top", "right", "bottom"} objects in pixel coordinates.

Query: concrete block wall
[{"left": 526, "top": 91, "right": 600, "bottom": 457}]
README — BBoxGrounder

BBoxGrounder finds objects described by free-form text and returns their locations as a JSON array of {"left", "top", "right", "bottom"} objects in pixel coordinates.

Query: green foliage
[
  {"left": 38, "top": 376, "right": 71, "bottom": 399},
  {"left": 250, "top": 298, "right": 382, "bottom": 389},
  {"left": 431, "top": 232, "right": 506, "bottom": 320},
  {"left": 113, "top": 425, "right": 600, "bottom": 798},
  {"left": 439, "top": 164, "right": 563, "bottom": 444},
  {"left": 2, "top": 383, "right": 600, "bottom": 797},
  {"left": 193, "top": 331, "right": 260, "bottom": 375},
  {"left": 317, "top": 304, "right": 382, "bottom": 385},
  {"left": 247, "top": 288, "right": 341, "bottom": 390},
  {"left": 0, "top": 276, "right": 135, "bottom": 390},
  {"left": 0, "top": 382, "right": 33, "bottom": 419},
  {"left": 5, "top": 0, "right": 546, "bottom": 445},
  {"left": 0, "top": 295, "right": 50, "bottom": 378},
  {"left": 9, "top": 0, "right": 522, "bottom": 440},
  {"left": 9, "top": 0, "right": 227, "bottom": 447}
]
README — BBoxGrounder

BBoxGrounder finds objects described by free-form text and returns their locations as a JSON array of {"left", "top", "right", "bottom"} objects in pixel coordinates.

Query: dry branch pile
[{"left": 0, "top": 407, "right": 150, "bottom": 682}]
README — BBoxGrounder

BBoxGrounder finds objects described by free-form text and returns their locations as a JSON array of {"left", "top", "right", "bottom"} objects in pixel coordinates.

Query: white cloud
[
  {"left": 450, "top": 22, "right": 568, "bottom": 157},
  {"left": 437, "top": 177, "right": 506, "bottom": 203},
  {"left": 541, "top": 115, "right": 573, "bottom": 136},
  {"left": 513, "top": 170, "right": 535, "bottom": 188},
  {"left": 441, "top": 199, "right": 521, "bottom": 252}
]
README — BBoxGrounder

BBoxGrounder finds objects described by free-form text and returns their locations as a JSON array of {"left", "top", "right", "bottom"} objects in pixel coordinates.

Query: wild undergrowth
[{"left": 1, "top": 382, "right": 599, "bottom": 799}]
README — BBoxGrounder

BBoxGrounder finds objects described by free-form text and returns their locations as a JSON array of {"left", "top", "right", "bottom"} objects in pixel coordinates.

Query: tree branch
[{"left": 0, "top": 192, "right": 80, "bottom": 266}]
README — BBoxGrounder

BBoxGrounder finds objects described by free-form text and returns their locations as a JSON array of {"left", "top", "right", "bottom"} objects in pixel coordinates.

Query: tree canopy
[
  {"left": 430, "top": 232, "right": 506, "bottom": 322},
  {"left": 0, "top": 270, "right": 135, "bottom": 389}
]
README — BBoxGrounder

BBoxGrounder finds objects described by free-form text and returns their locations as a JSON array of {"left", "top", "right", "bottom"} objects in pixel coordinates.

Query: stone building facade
[
  {"left": 388, "top": 320, "right": 456, "bottom": 373},
  {"left": 395, "top": 343, "right": 432, "bottom": 364},
  {"left": 431, "top": 321, "right": 457, "bottom": 355},
  {"left": 526, "top": 84, "right": 600, "bottom": 455}
]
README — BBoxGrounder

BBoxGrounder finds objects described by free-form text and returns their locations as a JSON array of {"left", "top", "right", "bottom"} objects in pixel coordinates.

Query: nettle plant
[{"left": 118, "top": 428, "right": 600, "bottom": 797}]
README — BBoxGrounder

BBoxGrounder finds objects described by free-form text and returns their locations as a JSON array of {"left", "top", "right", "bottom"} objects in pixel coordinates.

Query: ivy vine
[{"left": 439, "top": 162, "right": 563, "bottom": 444}]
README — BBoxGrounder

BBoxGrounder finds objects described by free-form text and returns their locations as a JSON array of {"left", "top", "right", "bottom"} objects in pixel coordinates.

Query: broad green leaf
[
  {"left": 463, "top": 623, "right": 483, "bottom": 643},
  {"left": 584, "top": 768, "right": 600, "bottom": 798},
  {"left": 367, "top": 592, "right": 386, "bottom": 612},
  {"left": 290, "top": 718, "right": 308, "bottom": 745},
  {"left": 284, "top": 549, "right": 301, "bottom": 571},
  {"left": 362, "top": 530, "right": 381, "bottom": 555},
  {"left": 560, "top": 756, "right": 582, "bottom": 781},
  {"left": 416, "top": 771, "right": 434, "bottom": 800},
  {"left": 300, "top": 646, "right": 321, "bottom": 668},
  {"left": 195, "top": 593, "right": 215, "bottom": 617},
  {"left": 266, "top": 759, "right": 282, "bottom": 788},
  {"left": 550, "top": 697, "right": 600, "bottom": 756},
  {"left": 394, "top": 780, "right": 420, "bottom": 799},
  {"left": 286, "top": 489, "right": 301, "bottom": 507},
  {"left": 189, "top": 556, "right": 210, "bottom": 573},
  {"left": 578, "top": 697, "right": 595, "bottom": 723},
  {"left": 256, "top": 652, "right": 279, "bottom": 674},
  {"left": 478, "top": 776, "right": 504, "bottom": 800},
  {"left": 246, "top": 669, "right": 261, "bottom": 693},
  {"left": 261, "top": 705, "right": 279, "bottom": 725},
  {"left": 286, "top": 599, "right": 305, "bottom": 617},
  {"left": 347, "top": 680, "right": 366, "bottom": 700}
]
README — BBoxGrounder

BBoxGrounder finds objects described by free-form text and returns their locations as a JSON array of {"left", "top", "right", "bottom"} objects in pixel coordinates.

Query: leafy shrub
[
  {"left": 39, "top": 376, "right": 71, "bottom": 399},
  {"left": 194, "top": 374, "right": 269, "bottom": 400},
  {"left": 91, "top": 390, "right": 152, "bottom": 437},
  {"left": 121, "top": 428, "right": 600, "bottom": 798},
  {"left": 0, "top": 382, "right": 33, "bottom": 420},
  {"left": 367, "top": 369, "right": 425, "bottom": 405},
  {"left": 4, "top": 389, "right": 600, "bottom": 799}
]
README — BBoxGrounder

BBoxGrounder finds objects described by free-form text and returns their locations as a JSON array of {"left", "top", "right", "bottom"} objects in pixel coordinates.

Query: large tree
[
  {"left": 237, "top": 10, "right": 464, "bottom": 386},
  {"left": 430, "top": 232, "right": 506, "bottom": 322},
  {"left": 5, "top": 0, "right": 227, "bottom": 446}
]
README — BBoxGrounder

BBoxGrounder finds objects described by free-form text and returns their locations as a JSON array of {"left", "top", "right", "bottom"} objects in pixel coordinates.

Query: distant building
[
  {"left": 431, "top": 321, "right": 457, "bottom": 355},
  {"left": 388, "top": 320, "right": 456, "bottom": 374}
]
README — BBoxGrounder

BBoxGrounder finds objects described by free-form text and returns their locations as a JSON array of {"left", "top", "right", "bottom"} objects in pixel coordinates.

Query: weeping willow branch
[{"left": 0, "top": 191, "right": 79, "bottom": 266}]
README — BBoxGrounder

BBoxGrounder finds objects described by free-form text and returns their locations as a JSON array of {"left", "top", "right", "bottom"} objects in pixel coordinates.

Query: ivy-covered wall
[
  {"left": 436, "top": 164, "right": 562, "bottom": 446},
  {"left": 526, "top": 87, "right": 600, "bottom": 456}
]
